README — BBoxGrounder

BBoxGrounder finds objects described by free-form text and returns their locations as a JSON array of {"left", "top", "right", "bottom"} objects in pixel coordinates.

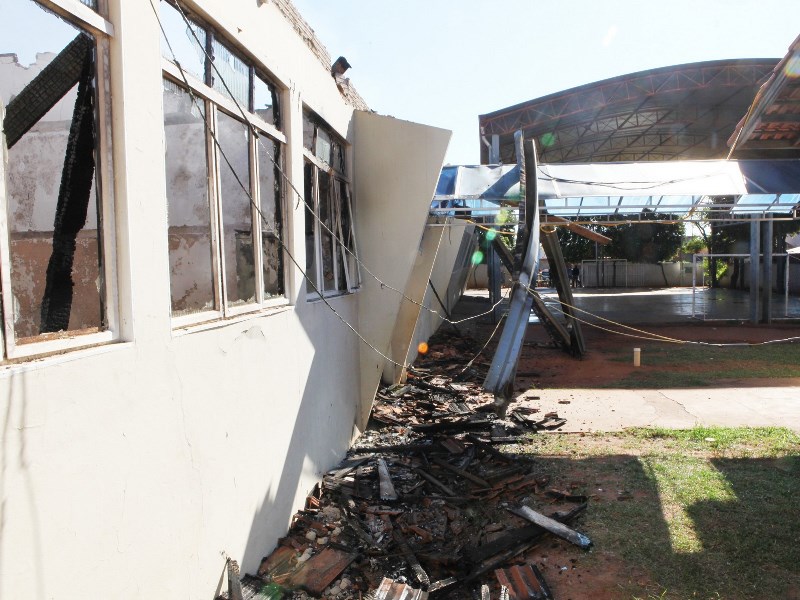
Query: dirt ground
[{"left": 512, "top": 321, "right": 800, "bottom": 389}]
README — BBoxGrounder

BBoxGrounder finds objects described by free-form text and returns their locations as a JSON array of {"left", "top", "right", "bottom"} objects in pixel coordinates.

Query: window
[
  {"left": 0, "top": 0, "right": 115, "bottom": 359},
  {"left": 303, "top": 112, "right": 359, "bottom": 298},
  {"left": 160, "top": 1, "right": 286, "bottom": 325}
]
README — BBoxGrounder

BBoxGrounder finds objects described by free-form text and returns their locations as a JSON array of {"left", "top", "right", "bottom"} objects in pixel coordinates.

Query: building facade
[{"left": 0, "top": 1, "right": 451, "bottom": 597}]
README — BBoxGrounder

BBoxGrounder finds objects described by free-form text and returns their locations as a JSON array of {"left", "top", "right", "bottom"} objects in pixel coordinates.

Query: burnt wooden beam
[{"left": 4, "top": 34, "right": 93, "bottom": 148}]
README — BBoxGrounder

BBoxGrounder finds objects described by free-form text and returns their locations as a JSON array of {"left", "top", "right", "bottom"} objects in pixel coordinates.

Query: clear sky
[{"left": 291, "top": 0, "right": 798, "bottom": 165}]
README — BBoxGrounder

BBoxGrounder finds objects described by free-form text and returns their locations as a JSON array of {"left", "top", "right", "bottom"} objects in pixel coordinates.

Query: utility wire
[
  {"left": 168, "top": 0, "right": 507, "bottom": 328},
  {"left": 520, "top": 282, "right": 800, "bottom": 347},
  {"left": 152, "top": 0, "right": 411, "bottom": 369}
]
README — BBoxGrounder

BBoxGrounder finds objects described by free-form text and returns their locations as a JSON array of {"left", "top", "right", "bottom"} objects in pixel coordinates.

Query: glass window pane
[
  {"left": 315, "top": 127, "right": 332, "bottom": 165},
  {"left": 211, "top": 37, "right": 249, "bottom": 109},
  {"left": 258, "top": 137, "right": 284, "bottom": 299},
  {"left": 302, "top": 111, "right": 315, "bottom": 153},
  {"left": 254, "top": 72, "right": 280, "bottom": 129},
  {"left": 318, "top": 172, "right": 336, "bottom": 292},
  {"left": 304, "top": 162, "right": 318, "bottom": 295},
  {"left": 217, "top": 111, "right": 255, "bottom": 306},
  {"left": 1, "top": 2, "right": 105, "bottom": 342},
  {"left": 163, "top": 79, "right": 216, "bottom": 316},
  {"left": 79, "top": 0, "right": 97, "bottom": 9},
  {"left": 339, "top": 180, "right": 358, "bottom": 288},
  {"left": 160, "top": 1, "right": 207, "bottom": 83}
]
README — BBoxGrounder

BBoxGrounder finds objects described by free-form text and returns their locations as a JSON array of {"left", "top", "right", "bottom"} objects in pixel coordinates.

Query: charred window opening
[
  {"left": 302, "top": 111, "right": 359, "bottom": 298},
  {"left": 1, "top": 0, "right": 111, "bottom": 351},
  {"left": 160, "top": 1, "right": 286, "bottom": 325}
]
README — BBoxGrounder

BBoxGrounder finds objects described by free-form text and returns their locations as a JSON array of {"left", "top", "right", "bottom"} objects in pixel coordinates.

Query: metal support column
[
  {"left": 749, "top": 217, "right": 760, "bottom": 324},
  {"left": 761, "top": 216, "right": 773, "bottom": 323},
  {"left": 484, "top": 138, "right": 540, "bottom": 415},
  {"left": 487, "top": 240, "right": 501, "bottom": 323}
]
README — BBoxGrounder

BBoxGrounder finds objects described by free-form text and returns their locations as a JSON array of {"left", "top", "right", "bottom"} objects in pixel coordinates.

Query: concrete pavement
[{"left": 516, "top": 385, "right": 800, "bottom": 433}]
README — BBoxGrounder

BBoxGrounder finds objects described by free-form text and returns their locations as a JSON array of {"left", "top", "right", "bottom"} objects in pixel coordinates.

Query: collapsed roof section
[
  {"left": 432, "top": 160, "right": 800, "bottom": 222},
  {"left": 479, "top": 59, "right": 778, "bottom": 165},
  {"left": 729, "top": 34, "right": 800, "bottom": 159}
]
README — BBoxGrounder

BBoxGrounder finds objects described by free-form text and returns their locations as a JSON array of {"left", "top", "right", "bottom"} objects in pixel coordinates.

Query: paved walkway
[
  {"left": 518, "top": 385, "right": 800, "bottom": 433},
  {"left": 456, "top": 286, "right": 800, "bottom": 433}
]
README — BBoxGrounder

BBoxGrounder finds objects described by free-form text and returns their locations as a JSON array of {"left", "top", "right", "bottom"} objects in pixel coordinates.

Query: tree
[{"left": 555, "top": 212, "right": 683, "bottom": 264}]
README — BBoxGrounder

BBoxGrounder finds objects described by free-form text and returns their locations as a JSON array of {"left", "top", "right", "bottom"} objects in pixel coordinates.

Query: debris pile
[{"left": 224, "top": 332, "right": 584, "bottom": 600}]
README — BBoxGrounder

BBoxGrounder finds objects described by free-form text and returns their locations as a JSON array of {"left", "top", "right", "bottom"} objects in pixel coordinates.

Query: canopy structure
[
  {"left": 431, "top": 160, "right": 800, "bottom": 223},
  {"left": 479, "top": 59, "right": 778, "bottom": 165}
]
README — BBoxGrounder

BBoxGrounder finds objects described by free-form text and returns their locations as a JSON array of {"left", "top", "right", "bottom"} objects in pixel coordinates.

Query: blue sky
[{"left": 291, "top": 0, "right": 799, "bottom": 165}]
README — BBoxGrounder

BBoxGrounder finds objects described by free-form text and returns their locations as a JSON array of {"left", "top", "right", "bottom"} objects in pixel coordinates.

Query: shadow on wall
[
  {"left": 0, "top": 372, "right": 47, "bottom": 600},
  {"left": 236, "top": 300, "right": 361, "bottom": 580}
]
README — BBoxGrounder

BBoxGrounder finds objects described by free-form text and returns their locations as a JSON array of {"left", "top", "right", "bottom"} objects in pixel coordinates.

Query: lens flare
[
  {"left": 486, "top": 229, "right": 498, "bottom": 242},
  {"left": 417, "top": 342, "right": 429, "bottom": 354},
  {"left": 540, "top": 132, "right": 556, "bottom": 147},
  {"left": 471, "top": 250, "right": 484, "bottom": 265},
  {"left": 784, "top": 55, "right": 800, "bottom": 78}
]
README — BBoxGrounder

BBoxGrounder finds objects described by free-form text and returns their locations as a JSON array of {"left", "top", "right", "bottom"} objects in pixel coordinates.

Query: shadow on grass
[{"left": 523, "top": 453, "right": 800, "bottom": 599}]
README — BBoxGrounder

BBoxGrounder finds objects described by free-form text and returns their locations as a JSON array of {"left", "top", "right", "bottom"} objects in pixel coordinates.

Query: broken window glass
[
  {"left": 211, "top": 38, "right": 249, "bottom": 110},
  {"left": 258, "top": 136, "right": 283, "bottom": 299},
  {"left": 254, "top": 72, "right": 280, "bottom": 129},
  {"left": 160, "top": 3, "right": 287, "bottom": 322},
  {"left": 302, "top": 111, "right": 315, "bottom": 154},
  {"left": 1, "top": 0, "right": 106, "bottom": 342},
  {"left": 304, "top": 161, "right": 318, "bottom": 294},
  {"left": 79, "top": 0, "right": 97, "bottom": 9},
  {"left": 162, "top": 79, "right": 216, "bottom": 316},
  {"left": 216, "top": 110, "right": 255, "bottom": 307},
  {"left": 318, "top": 171, "right": 336, "bottom": 293},
  {"left": 160, "top": 0, "right": 207, "bottom": 83},
  {"left": 301, "top": 114, "right": 357, "bottom": 297}
]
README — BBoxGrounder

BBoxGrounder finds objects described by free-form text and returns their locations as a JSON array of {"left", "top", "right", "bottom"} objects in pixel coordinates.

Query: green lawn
[
  {"left": 605, "top": 341, "right": 800, "bottom": 387},
  {"left": 513, "top": 427, "right": 800, "bottom": 599}
]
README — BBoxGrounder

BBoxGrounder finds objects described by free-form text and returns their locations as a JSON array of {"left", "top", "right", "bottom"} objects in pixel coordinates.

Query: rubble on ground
[{"left": 220, "top": 331, "right": 585, "bottom": 600}]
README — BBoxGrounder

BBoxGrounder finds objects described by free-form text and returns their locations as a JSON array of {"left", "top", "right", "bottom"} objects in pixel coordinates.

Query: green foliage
[
  {"left": 556, "top": 212, "right": 684, "bottom": 264},
  {"left": 681, "top": 237, "right": 706, "bottom": 255},
  {"left": 606, "top": 213, "right": 684, "bottom": 263}
]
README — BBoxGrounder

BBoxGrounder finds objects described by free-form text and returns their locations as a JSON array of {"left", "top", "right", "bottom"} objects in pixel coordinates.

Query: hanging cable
[
  {"left": 166, "top": 1, "right": 508, "bottom": 328},
  {"left": 152, "top": 0, "right": 415, "bottom": 370},
  {"left": 519, "top": 282, "right": 800, "bottom": 347}
]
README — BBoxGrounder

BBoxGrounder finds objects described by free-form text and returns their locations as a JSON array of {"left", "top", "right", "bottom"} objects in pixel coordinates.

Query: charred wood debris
[{"left": 224, "top": 331, "right": 590, "bottom": 600}]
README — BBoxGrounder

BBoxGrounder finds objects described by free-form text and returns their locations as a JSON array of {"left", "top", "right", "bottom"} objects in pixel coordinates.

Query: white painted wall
[
  {"left": 409, "top": 221, "right": 470, "bottom": 358},
  {"left": 0, "top": 1, "right": 450, "bottom": 599},
  {"left": 353, "top": 111, "right": 451, "bottom": 426}
]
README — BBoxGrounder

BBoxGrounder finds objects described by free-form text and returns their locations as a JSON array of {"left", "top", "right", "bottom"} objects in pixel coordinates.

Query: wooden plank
[
  {"left": 430, "top": 456, "right": 491, "bottom": 488},
  {"left": 542, "top": 214, "right": 611, "bottom": 245},
  {"left": 413, "top": 467, "right": 457, "bottom": 497},
  {"left": 377, "top": 458, "right": 398, "bottom": 502},
  {"left": 507, "top": 504, "right": 592, "bottom": 549}
]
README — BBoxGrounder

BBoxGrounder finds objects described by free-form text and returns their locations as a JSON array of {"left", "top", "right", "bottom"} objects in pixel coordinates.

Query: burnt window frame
[
  {"left": 0, "top": 0, "right": 118, "bottom": 360},
  {"left": 159, "top": 1, "right": 287, "bottom": 329},
  {"left": 303, "top": 110, "right": 360, "bottom": 299}
]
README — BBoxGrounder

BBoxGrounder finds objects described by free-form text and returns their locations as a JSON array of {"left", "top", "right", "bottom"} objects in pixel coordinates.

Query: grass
[
  {"left": 604, "top": 341, "right": 800, "bottom": 387},
  {"left": 513, "top": 426, "right": 800, "bottom": 599}
]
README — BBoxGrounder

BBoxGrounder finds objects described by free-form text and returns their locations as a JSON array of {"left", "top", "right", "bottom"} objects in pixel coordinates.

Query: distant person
[{"left": 571, "top": 264, "right": 581, "bottom": 288}]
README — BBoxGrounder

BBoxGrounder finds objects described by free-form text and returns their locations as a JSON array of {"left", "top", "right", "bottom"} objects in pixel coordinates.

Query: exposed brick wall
[{"left": 273, "top": 0, "right": 370, "bottom": 111}]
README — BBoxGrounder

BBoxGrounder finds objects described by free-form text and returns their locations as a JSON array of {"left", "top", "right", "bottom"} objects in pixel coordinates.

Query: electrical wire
[
  {"left": 168, "top": 0, "right": 510, "bottom": 329},
  {"left": 152, "top": 0, "right": 411, "bottom": 369},
  {"left": 520, "top": 282, "right": 800, "bottom": 347},
  {"left": 536, "top": 165, "right": 733, "bottom": 191}
]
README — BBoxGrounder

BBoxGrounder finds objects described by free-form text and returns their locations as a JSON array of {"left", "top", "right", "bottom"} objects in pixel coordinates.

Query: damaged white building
[{"left": 0, "top": 0, "right": 466, "bottom": 597}]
